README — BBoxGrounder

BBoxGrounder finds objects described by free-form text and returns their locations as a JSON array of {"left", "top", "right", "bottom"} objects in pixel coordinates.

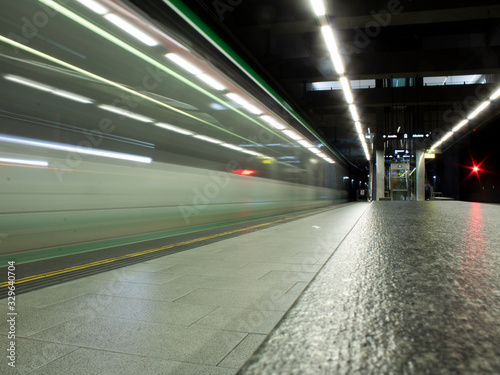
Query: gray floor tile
[
  {"left": 29, "top": 348, "right": 237, "bottom": 375},
  {"left": 30, "top": 316, "right": 246, "bottom": 366},
  {"left": 239, "top": 262, "right": 321, "bottom": 273},
  {"left": 0, "top": 305, "right": 82, "bottom": 337},
  {"left": 174, "top": 288, "right": 282, "bottom": 310},
  {"left": 42, "top": 294, "right": 216, "bottom": 326},
  {"left": 13, "top": 279, "right": 104, "bottom": 308},
  {"left": 164, "top": 265, "right": 269, "bottom": 279},
  {"left": 87, "top": 270, "right": 181, "bottom": 284},
  {"left": 258, "top": 270, "right": 316, "bottom": 283},
  {"left": 193, "top": 306, "right": 285, "bottom": 334},
  {"left": 218, "top": 334, "right": 267, "bottom": 369},
  {"left": 90, "top": 278, "right": 200, "bottom": 301},
  {"left": 0, "top": 336, "right": 78, "bottom": 375}
]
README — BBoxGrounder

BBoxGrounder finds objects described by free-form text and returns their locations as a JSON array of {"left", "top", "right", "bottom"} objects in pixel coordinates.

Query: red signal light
[
  {"left": 232, "top": 169, "right": 256, "bottom": 176},
  {"left": 473, "top": 166, "right": 479, "bottom": 173}
]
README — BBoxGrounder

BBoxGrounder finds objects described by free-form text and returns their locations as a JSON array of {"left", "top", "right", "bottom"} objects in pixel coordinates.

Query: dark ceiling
[{"left": 137, "top": 0, "right": 500, "bottom": 169}]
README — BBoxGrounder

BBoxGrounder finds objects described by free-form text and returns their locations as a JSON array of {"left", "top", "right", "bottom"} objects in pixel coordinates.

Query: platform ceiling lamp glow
[
  {"left": 104, "top": 14, "right": 158, "bottom": 46},
  {"left": 349, "top": 104, "right": 359, "bottom": 122},
  {"left": 467, "top": 101, "right": 490, "bottom": 120},
  {"left": 310, "top": 0, "right": 326, "bottom": 16},
  {"left": 340, "top": 76, "right": 353, "bottom": 104},
  {"left": 320, "top": 26, "right": 345, "bottom": 75},
  {"left": 451, "top": 119, "right": 468, "bottom": 133},
  {"left": 490, "top": 87, "right": 500, "bottom": 101}
]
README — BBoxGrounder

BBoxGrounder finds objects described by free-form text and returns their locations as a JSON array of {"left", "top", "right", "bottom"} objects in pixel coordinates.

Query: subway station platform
[{"left": 2, "top": 201, "right": 500, "bottom": 374}]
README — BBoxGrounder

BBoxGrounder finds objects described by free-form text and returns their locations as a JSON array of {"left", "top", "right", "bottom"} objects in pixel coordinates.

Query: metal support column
[{"left": 416, "top": 149, "right": 425, "bottom": 201}]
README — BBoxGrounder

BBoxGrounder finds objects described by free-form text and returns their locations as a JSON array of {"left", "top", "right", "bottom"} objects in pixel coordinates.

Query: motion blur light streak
[
  {"left": 104, "top": 14, "right": 159, "bottom": 46},
  {"left": 34, "top": 1, "right": 274, "bottom": 145},
  {"left": 226, "top": 93, "right": 263, "bottom": 115},
  {"left": 0, "top": 134, "right": 152, "bottom": 164},
  {"left": 155, "top": 122, "right": 194, "bottom": 135},
  {"left": 4, "top": 74, "right": 94, "bottom": 104},
  {"left": 75, "top": 0, "right": 109, "bottom": 15},
  {"left": 98, "top": 105, "right": 154, "bottom": 123},
  {"left": 165, "top": 53, "right": 203, "bottom": 75},
  {"left": 0, "top": 157, "right": 49, "bottom": 167}
]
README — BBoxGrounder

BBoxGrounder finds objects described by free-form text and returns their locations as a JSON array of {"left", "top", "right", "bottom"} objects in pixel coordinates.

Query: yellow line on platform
[{"left": 0, "top": 208, "right": 332, "bottom": 288}]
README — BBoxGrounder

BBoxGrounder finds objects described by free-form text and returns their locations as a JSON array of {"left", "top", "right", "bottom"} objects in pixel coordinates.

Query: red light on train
[{"left": 232, "top": 169, "right": 256, "bottom": 176}]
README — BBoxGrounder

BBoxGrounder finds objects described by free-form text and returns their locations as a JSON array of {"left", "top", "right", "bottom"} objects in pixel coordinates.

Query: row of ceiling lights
[
  {"left": 429, "top": 87, "right": 500, "bottom": 152},
  {"left": 309, "top": 0, "right": 371, "bottom": 161},
  {"left": 69, "top": 0, "right": 336, "bottom": 164}
]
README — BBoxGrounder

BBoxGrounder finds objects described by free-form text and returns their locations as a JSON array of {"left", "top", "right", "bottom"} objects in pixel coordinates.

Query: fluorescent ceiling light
[
  {"left": 261, "top": 115, "right": 286, "bottom": 130},
  {"left": 51, "top": 90, "right": 93, "bottom": 103},
  {"left": 155, "top": 122, "right": 193, "bottom": 135},
  {"left": 321, "top": 26, "right": 345, "bottom": 74},
  {"left": 349, "top": 104, "right": 359, "bottom": 122},
  {"left": 0, "top": 134, "right": 152, "bottom": 163},
  {"left": 358, "top": 133, "right": 365, "bottom": 144},
  {"left": 197, "top": 74, "right": 226, "bottom": 91},
  {"left": 0, "top": 157, "right": 49, "bottom": 167},
  {"left": 355, "top": 121, "right": 362, "bottom": 134},
  {"left": 441, "top": 132, "right": 454, "bottom": 142},
  {"left": 165, "top": 53, "right": 203, "bottom": 75},
  {"left": 104, "top": 14, "right": 158, "bottom": 46},
  {"left": 75, "top": 0, "right": 109, "bottom": 15},
  {"left": 310, "top": 0, "right": 326, "bottom": 16},
  {"left": 451, "top": 119, "right": 468, "bottom": 132},
  {"left": 340, "top": 77, "right": 353, "bottom": 103},
  {"left": 490, "top": 87, "right": 500, "bottom": 101},
  {"left": 99, "top": 105, "right": 154, "bottom": 122},
  {"left": 282, "top": 130, "right": 303, "bottom": 141},
  {"left": 226, "top": 93, "right": 262, "bottom": 115},
  {"left": 467, "top": 101, "right": 490, "bottom": 120},
  {"left": 194, "top": 135, "right": 221, "bottom": 144}
]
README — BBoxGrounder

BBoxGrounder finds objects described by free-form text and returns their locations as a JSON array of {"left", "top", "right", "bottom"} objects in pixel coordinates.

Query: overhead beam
[{"left": 235, "top": 5, "right": 500, "bottom": 35}]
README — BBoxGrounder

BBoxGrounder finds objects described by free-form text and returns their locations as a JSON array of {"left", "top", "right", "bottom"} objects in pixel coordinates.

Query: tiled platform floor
[{"left": 1, "top": 203, "right": 369, "bottom": 374}]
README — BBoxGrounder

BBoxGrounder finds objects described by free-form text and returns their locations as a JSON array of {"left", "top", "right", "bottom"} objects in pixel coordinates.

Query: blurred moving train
[{"left": 0, "top": 0, "right": 348, "bottom": 257}]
